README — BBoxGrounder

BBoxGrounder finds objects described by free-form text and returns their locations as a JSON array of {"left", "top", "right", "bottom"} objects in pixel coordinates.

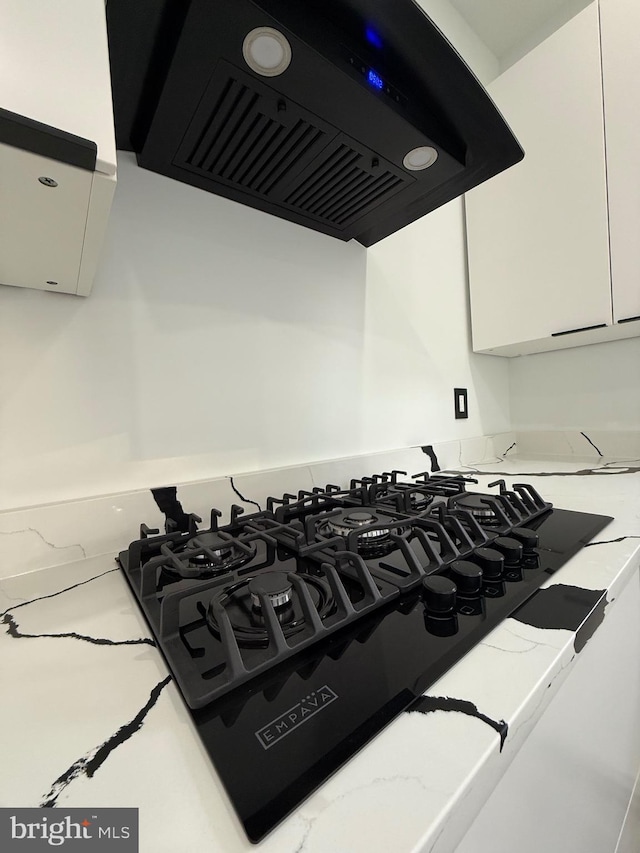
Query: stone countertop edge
[{"left": 0, "top": 455, "right": 639, "bottom": 853}]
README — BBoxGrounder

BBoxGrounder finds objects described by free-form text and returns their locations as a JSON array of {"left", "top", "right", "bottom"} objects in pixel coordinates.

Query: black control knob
[
  {"left": 510, "top": 527, "right": 539, "bottom": 551},
  {"left": 472, "top": 547, "right": 504, "bottom": 580},
  {"left": 449, "top": 560, "right": 483, "bottom": 596},
  {"left": 493, "top": 536, "right": 523, "bottom": 567},
  {"left": 423, "top": 575, "right": 457, "bottom": 613},
  {"left": 510, "top": 527, "right": 540, "bottom": 568}
]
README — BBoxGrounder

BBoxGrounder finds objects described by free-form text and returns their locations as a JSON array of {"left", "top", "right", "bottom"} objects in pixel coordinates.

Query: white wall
[
  {"left": 417, "top": 0, "right": 500, "bottom": 84},
  {"left": 510, "top": 337, "right": 640, "bottom": 431},
  {"left": 0, "top": 170, "right": 510, "bottom": 509},
  {"left": 364, "top": 207, "right": 511, "bottom": 446},
  {"left": 499, "top": 0, "right": 592, "bottom": 73}
]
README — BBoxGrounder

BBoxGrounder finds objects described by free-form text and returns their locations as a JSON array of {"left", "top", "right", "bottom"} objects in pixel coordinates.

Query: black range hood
[{"left": 106, "top": 0, "right": 523, "bottom": 246}]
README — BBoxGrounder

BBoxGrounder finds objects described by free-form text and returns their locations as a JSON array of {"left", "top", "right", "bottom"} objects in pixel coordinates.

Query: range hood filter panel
[{"left": 173, "top": 62, "right": 413, "bottom": 233}]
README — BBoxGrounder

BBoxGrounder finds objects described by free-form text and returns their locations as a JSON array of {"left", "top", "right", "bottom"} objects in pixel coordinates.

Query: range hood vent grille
[
  {"left": 174, "top": 64, "right": 410, "bottom": 230},
  {"left": 284, "top": 144, "right": 405, "bottom": 226},
  {"left": 181, "top": 76, "right": 326, "bottom": 195}
]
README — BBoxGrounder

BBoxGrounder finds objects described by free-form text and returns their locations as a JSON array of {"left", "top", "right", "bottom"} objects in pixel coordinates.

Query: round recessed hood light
[
  {"left": 243, "top": 27, "right": 292, "bottom": 77},
  {"left": 403, "top": 146, "right": 438, "bottom": 171}
]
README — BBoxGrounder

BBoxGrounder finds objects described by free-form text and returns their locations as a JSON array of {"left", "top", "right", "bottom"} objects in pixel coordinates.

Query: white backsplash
[
  {"left": 510, "top": 337, "right": 640, "bottom": 433},
  {"left": 0, "top": 433, "right": 517, "bottom": 579},
  {"left": 515, "top": 430, "right": 640, "bottom": 459},
  {"left": 6, "top": 427, "right": 637, "bottom": 580}
]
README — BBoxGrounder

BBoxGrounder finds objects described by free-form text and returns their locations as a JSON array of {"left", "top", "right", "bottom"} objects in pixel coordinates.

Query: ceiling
[{"left": 448, "top": 0, "right": 591, "bottom": 60}]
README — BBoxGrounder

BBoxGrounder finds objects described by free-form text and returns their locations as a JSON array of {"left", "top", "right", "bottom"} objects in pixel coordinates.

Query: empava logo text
[
  {"left": 255, "top": 685, "right": 338, "bottom": 749},
  {"left": 1, "top": 809, "right": 138, "bottom": 851}
]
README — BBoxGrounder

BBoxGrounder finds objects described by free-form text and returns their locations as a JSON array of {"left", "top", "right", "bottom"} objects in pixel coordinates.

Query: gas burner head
[
  {"left": 207, "top": 572, "right": 334, "bottom": 647},
  {"left": 188, "top": 546, "right": 233, "bottom": 569},
  {"left": 167, "top": 531, "right": 255, "bottom": 579},
  {"left": 317, "top": 509, "right": 402, "bottom": 555},
  {"left": 248, "top": 572, "right": 293, "bottom": 609},
  {"left": 406, "top": 490, "right": 435, "bottom": 512},
  {"left": 325, "top": 510, "right": 379, "bottom": 536},
  {"left": 452, "top": 494, "right": 499, "bottom": 526}
]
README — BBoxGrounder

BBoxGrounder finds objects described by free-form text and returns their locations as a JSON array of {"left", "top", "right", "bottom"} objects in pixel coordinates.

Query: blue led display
[
  {"left": 367, "top": 69, "right": 384, "bottom": 90},
  {"left": 365, "top": 26, "right": 383, "bottom": 49}
]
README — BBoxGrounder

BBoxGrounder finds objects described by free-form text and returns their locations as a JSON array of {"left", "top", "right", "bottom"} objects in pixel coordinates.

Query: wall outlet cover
[{"left": 454, "top": 387, "right": 468, "bottom": 419}]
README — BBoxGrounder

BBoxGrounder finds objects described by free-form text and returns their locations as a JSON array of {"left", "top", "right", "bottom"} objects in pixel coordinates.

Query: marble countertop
[{"left": 2, "top": 454, "right": 639, "bottom": 853}]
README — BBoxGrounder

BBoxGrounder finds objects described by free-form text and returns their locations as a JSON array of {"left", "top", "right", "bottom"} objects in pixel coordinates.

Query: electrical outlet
[{"left": 454, "top": 387, "right": 468, "bottom": 419}]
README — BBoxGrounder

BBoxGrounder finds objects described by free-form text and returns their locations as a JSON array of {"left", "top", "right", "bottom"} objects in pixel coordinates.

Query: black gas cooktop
[{"left": 118, "top": 471, "right": 611, "bottom": 842}]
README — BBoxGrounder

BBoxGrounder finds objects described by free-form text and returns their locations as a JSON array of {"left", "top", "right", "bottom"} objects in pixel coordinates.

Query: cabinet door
[
  {"left": 600, "top": 0, "right": 640, "bottom": 325},
  {"left": 0, "top": 143, "right": 93, "bottom": 294},
  {"left": 465, "top": 3, "right": 611, "bottom": 354}
]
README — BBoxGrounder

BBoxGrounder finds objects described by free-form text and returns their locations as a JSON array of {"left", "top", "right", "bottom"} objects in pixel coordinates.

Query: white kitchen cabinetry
[
  {"left": 600, "top": 0, "right": 640, "bottom": 325},
  {"left": 0, "top": 0, "right": 116, "bottom": 296},
  {"left": 456, "top": 570, "right": 640, "bottom": 853},
  {"left": 465, "top": 1, "right": 640, "bottom": 356}
]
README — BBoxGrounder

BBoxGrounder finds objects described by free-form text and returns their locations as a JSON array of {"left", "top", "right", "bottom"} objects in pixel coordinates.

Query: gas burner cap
[
  {"left": 207, "top": 573, "right": 333, "bottom": 647},
  {"left": 248, "top": 572, "right": 293, "bottom": 609},
  {"left": 189, "top": 545, "right": 233, "bottom": 568},
  {"left": 408, "top": 490, "right": 435, "bottom": 510},
  {"left": 344, "top": 510, "right": 377, "bottom": 525},
  {"left": 168, "top": 531, "right": 254, "bottom": 578},
  {"left": 324, "top": 510, "right": 387, "bottom": 540},
  {"left": 453, "top": 494, "right": 499, "bottom": 525},
  {"left": 316, "top": 508, "right": 405, "bottom": 555}
]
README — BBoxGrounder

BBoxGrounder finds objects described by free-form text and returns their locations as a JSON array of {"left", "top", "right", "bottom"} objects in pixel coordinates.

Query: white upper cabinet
[
  {"left": 0, "top": 0, "right": 116, "bottom": 296},
  {"left": 600, "top": 0, "right": 640, "bottom": 325},
  {"left": 465, "top": 1, "right": 640, "bottom": 356}
]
